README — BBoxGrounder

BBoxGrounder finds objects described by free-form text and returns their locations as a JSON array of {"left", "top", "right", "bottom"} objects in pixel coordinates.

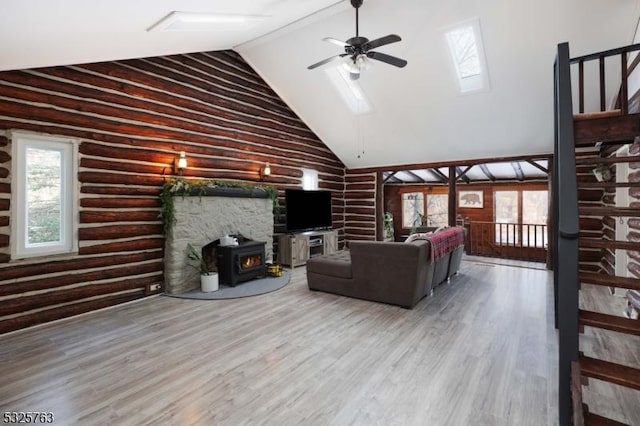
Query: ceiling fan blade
[
  {"left": 307, "top": 54, "right": 348, "bottom": 70},
  {"left": 366, "top": 51, "right": 407, "bottom": 68},
  {"left": 363, "top": 34, "right": 401, "bottom": 51},
  {"left": 323, "top": 37, "right": 350, "bottom": 47}
]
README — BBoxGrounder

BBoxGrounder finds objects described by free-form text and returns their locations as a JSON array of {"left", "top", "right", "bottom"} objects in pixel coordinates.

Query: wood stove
[{"left": 217, "top": 240, "right": 266, "bottom": 286}]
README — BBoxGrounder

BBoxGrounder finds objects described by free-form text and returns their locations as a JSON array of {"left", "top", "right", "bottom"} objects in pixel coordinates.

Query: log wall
[
  {"left": 0, "top": 50, "right": 345, "bottom": 334},
  {"left": 629, "top": 139, "right": 640, "bottom": 278},
  {"left": 344, "top": 170, "right": 377, "bottom": 242},
  {"left": 576, "top": 149, "right": 606, "bottom": 273}
]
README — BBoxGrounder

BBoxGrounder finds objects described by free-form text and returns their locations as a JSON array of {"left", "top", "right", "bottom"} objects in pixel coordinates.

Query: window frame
[
  {"left": 493, "top": 187, "right": 548, "bottom": 247},
  {"left": 11, "top": 131, "right": 79, "bottom": 259},
  {"left": 425, "top": 193, "right": 449, "bottom": 227},
  {"left": 443, "top": 17, "right": 491, "bottom": 95},
  {"left": 302, "top": 168, "right": 319, "bottom": 190},
  {"left": 402, "top": 192, "right": 425, "bottom": 228}
]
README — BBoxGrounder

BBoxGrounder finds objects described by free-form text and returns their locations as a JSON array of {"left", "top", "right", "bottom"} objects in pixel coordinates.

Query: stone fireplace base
[{"left": 164, "top": 188, "right": 274, "bottom": 294}]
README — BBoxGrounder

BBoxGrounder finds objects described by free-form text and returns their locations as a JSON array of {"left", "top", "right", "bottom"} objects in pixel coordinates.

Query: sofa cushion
[
  {"left": 306, "top": 250, "right": 352, "bottom": 279},
  {"left": 405, "top": 232, "right": 432, "bottom": 243}
]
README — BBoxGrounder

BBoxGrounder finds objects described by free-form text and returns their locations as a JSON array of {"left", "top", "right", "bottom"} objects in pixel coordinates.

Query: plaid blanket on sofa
[{"left": 428, "top": 227, "right": 465, "bottom": 261}]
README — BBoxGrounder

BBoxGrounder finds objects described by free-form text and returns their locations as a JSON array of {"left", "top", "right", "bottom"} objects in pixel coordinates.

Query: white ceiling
[{"left": 1, "top": 0, "right": 639, "bottom": 170}]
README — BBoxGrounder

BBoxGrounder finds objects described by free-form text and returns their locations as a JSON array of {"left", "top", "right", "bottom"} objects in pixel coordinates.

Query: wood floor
[
  {"left": 1, "top": 261, "right": 559, "bottom": 425},
  {"left": 580, "top": 284, "right": 640, "bottom": 424}
]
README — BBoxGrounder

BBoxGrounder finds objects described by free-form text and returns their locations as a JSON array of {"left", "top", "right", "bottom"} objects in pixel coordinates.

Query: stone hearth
[{"left": 164, "top": 188, "right": 274, "bottom": 294}]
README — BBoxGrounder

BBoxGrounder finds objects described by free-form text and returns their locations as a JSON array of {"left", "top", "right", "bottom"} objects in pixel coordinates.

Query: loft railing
[
  {"left": 554, "top": 42, "right": 580, "bottom": 426},
  {"left": 556, "top": 40, "right": 640, "bottom": 425},
  {"left": 466, "top": 221, "right": 547, "bottom": 262},
  {"left": 572, "top": 42, "right": 640, "bottom": 114}
]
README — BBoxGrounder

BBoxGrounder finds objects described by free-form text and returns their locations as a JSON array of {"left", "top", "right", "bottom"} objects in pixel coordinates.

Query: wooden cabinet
[{"left": 278, "top": 230, "right": 338, "bottom": 267}]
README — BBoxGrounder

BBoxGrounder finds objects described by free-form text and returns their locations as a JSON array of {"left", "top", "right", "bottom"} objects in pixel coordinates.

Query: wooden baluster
[
  {"left": 621, "top": 51, "right": 628, "bottom": 114},
  {"left": 579, "top": 60, "right": 585, "bottom": 113},
  {"left": 505, "top": 223, "right": 509, "bottom": 247},
  {"left": 599, "top": 56, "right": 606, "bottom": 112}
]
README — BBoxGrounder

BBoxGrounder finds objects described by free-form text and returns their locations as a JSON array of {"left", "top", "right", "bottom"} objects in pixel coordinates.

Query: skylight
[
  {"left": 324, "top": 65, "right": 371, "bottom": 114},
  {"left": 444, "top": 18, "right": 490, "bottom": 94},
  {"left": 147, "top": 11, "right": 268, "bottom": 32}
]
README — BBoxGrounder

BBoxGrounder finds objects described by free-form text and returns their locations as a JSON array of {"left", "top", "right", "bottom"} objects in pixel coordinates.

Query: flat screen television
[{"left": 285, "top": 189, "right": 332, "bottom": 232}]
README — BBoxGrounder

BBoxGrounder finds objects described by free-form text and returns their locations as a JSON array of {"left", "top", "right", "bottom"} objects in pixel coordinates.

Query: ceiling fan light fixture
[
  {"left": 356, "top": 54, "right": 370, "bottom": 70},
  {"left": 343, "top": 54, "right": 370, "bottom": 74},
  {"left": 343, "top": 59, "right": 360, "bottom": 74},
  {"left": 308, "top": 1, "right": 406, "bottom": 74}
]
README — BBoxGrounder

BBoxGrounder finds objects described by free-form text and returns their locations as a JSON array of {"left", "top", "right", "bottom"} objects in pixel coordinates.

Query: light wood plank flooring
[
  {"left": 0, "top": 261, "right": 559, "bottom": 425},
  {"left": 580, "top": 284, "right": 640, "bottom": 425}
]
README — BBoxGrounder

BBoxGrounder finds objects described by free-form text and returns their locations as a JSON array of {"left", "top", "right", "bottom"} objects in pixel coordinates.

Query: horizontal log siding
[
  {"left": 0, "top": 135, "right": 8, "bottom": 265},
  {"left": 343, "top": 171, "right": 377, "bottom": 242},
  {"left": 0, "top": 50, "right": 345, "bottom": 333},
  {"left": 576, "top": 150, "right": 605, "bottom": 273},
  {"left": 629, "top": 139, "right": 640, "bottom": 278}
]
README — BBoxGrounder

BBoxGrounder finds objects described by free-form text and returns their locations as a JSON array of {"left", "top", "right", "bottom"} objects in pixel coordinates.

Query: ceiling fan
[{"left": 307, "top": 0, "right": 407, "bottom": 80}]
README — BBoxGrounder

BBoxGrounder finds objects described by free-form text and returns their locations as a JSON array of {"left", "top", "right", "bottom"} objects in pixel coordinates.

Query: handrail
[
  {"left": 569, "top": 41, "right": 640, "bottom": 63},
  {"left": 554, "top": 42, "right": 581, "bottom": 426},
  {"left": 571, "top": 41, "right": 640, "bottom": 114}
]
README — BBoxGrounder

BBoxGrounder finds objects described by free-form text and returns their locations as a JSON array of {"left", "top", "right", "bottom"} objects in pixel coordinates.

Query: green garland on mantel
[{"left": 159, "top": 177, "right": 279, "bottom": 235}]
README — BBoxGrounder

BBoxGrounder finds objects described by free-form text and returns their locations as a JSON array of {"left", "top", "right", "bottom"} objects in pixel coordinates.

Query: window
[
  {"left": 522, "top": 190, "right": 548, "bottom": 247},
  {"left": 402, "top": 192, "right": 424, "bottom": 228},
  {"left": 12, "top": 132, "right": 78, "bottom": 258},
  {"left": 425, "top": 194, "right": 448, "bottom": 227},
  {"left": 302, "top": 168, "right": 318, "bottom": 190},
  {"left": 494, "top": 189, "right": 548, "bottom": 247},
  {"left": 444, "top": 18, "right": 490, "bottom": 94},
  {"left": 494, "top": 191, "right": 518, "bottom": 244}
]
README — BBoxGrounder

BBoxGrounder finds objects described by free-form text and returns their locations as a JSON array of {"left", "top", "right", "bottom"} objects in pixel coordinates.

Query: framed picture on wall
[{"left": 459, "top": 190, "right": 484, "bottom": 208}]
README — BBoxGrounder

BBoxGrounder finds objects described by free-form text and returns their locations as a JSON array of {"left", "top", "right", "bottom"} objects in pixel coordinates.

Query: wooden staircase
[
  {"left": 555, "top": 42, "right": 640, "bottom": 426},
  {"left": 570, "top": 120, "right": 640, "bottom": 426}
]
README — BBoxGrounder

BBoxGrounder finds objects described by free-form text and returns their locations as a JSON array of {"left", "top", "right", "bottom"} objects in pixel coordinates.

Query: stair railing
[
  {"left": 572, "top": 42, "right": 640, "bottom": 115},
  {"left": 556, "top": 40, "right": 640, "bottom": 426},
  {"left": 554, "top": 42, "right": 581, "bottom": 426}
]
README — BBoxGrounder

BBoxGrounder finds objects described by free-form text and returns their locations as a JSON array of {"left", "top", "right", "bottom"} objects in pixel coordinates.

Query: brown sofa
[{"left": 306, "top": 227, "right": 465, "bottom": 308}]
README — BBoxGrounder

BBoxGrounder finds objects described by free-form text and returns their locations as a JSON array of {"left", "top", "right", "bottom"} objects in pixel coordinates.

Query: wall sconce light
[
  {"left": 175, "top": 151, "right": 187, "bottom": 174},
  {"left": 259, "top": 162, "right": 271, "bottom": 180},
  {"left": 592, "top": 164, "right": 611, "bottom": 182}
]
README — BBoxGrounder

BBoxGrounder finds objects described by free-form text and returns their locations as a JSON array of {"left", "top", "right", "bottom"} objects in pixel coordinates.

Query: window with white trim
[
  {"left": 444, "top": 18, "right": 490, "bottom": 94},
  {"left": 425, "top": 194, "right": 448, "bottom": 227},
  {"left": 11, "top": 132, "right": 78, "bottom": 258},
  {"left": 402, "top": 192, "right": 424, "bottom": 228},
  {"left": 302, "top": 168, "right": 318, "bottom": 190}
]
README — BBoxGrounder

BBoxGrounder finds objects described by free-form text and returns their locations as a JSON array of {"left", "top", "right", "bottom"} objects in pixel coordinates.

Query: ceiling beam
[
  {"left": 405, "top": 170, "right": 426, "bottom": 183},
  {"left": 526, "top": 159, "right": 549, "bottom": 174},
  {"left": 479, "top": 164, "right": 496, "bottom": 181},
  {"left": 511, "top": 161, "right": 525, "bottom": 181},
  {"left": 383, "top": 171, "right": 399, "bottom": 183},
  {"left": 448, "top": 166, "right": 457, "bottom": 227},
  {"left": 456, "top": 166, "right": 472, "bottom": 183},
  {"left": 347, "top": 153, "right": 552, "bottom": 174},
  {"left": 429, "top": 168, "right": 448, "bottom": 183}
]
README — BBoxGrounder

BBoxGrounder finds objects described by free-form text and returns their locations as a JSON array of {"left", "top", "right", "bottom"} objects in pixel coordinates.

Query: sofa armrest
[{"left": 348, "top": 240, "right": 433, "bottom": 308}]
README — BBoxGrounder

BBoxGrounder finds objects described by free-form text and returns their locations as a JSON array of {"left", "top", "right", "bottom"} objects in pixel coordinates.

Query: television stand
[{"left": 278, "top": 230, "right": 338, "bottom": 267}]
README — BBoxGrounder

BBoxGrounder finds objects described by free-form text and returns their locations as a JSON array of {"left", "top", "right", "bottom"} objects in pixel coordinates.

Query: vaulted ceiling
[{"left": 1, "top": 0, "right": 639, "bottom": 169}]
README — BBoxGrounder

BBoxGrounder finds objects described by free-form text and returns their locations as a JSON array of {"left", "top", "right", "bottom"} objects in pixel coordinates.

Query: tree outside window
[
  {"left": 495, "top": 191, "right": 518, "bottom": 244},
  {"left": 494, "top": 189, "right": 548, "bottom": 247},
  {"left": 402, "top": 193, "right": 424, "bottom": 228},
  {"left": 522, "top": 190, "right": 548, "bottom": 247},
  {"left": 26, "top": 147, "right": 63, "bottom": 244},
  {"left": 426, "top": 194, "right": 448, "bottom": 227}
]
